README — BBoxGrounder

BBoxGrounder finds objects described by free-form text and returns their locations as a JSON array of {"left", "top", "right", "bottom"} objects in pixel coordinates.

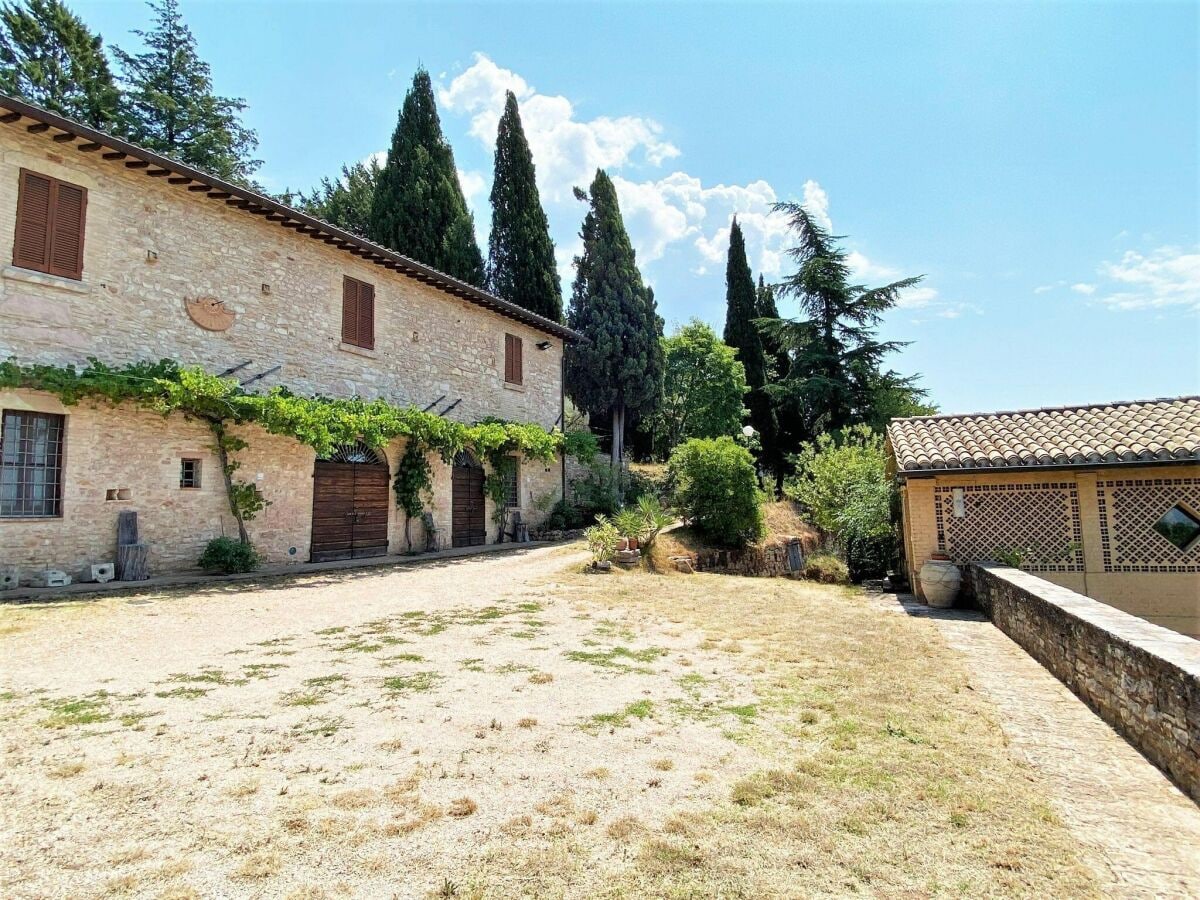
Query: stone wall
[
  {"left": 0, "top": 388, "right": 561, "bottom": 582},
  {"left": 0, "top": 125, "right": 564, "bottom": 429},
  {"left": 965, "top": 563, "right": 1200, "bottom": 803},
  {"left": 685, "top": 538, "right": 811, "bottom": 578}
]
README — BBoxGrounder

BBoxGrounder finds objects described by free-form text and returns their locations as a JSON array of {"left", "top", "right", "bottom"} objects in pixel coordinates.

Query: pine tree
[
  {"left": 487, "top": 91, "right": 561, "bottom": 320},
  {"left": 566, "top": 170, "right": 663, "bottom": 465},
  {"left": 114, "top": 0, "right": 259, "bottom": 184},
  {"left": 294, "top": 157, "right": 381, "bottom": 236},
  {"left": 0, "top": 0, "right": 121, "bottom": 130},
  {"left": 763, "top": 201, "right": 920, "bottom": 438},
  {"left": 369, "top": 68, "right": 484, "bottom": 286},
  {"left": 723, "top": 218, "right": 779, "bottom": 480}
]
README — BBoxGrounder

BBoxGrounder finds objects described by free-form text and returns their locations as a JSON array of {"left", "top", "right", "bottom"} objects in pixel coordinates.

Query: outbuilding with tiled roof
[{"left": 887, "top": 397, "right": 1200, "bottom": 638}]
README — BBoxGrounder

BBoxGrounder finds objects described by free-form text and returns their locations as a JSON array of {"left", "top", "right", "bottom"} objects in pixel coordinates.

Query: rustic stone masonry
[
  {"left": 965, "top": 563, "right": 1200, "bottom": 803},
  {"left": 687, "top": 538, "right": 815, "bottom": 578}
]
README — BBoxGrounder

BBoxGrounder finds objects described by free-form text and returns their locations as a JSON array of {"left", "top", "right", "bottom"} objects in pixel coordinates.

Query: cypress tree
[
  {"left": 487, "top": 91, "right": 561, "bottom": 321},
  {"left": 723, "top": 219, "right": 779, "bottom": 480},
  {"left": 369, "top": 68, "right": 484, "bottom": 286},
  {"left": 0, "top": 0, "right": 121, "bottom": 130},
  {"left": 566, "top": 170, "right": 663, "bottom": 465},
  {"left": 114, "top": 0, "right": 259, "bottom": 184},
  {"left": 756, "top": 274, "right": 789, "bottom": 380}
]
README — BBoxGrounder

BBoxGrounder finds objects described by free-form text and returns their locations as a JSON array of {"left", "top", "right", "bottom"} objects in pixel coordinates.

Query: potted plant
[
  {"left": 585, "top": 515, "right": 620, "bottom": 570},
  {"left": 613, "top": 508, "right": 646, "bottom": 551}
]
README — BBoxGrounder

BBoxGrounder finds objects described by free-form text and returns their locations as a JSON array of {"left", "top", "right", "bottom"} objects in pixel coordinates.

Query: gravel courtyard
[{"left": 1, "top": 544, "right": 1099, "bottom": 898}]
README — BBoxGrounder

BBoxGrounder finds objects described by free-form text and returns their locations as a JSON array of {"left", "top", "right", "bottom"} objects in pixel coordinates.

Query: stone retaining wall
[
  {"left": 965, "top": 563, "right": 1200, "bottom": 803},
  {"left": 687, "top": 539, "right": 808, "bottom": 578}
]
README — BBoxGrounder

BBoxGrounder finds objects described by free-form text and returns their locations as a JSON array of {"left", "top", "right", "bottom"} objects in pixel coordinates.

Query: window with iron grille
[
  {"left": 180, "top": 458, "right": 202, "bottom": 489},
  {"left": 0, "top": 410, "right": 65, "bottom": 518},
  {"left": 503, "top": 457, "right": 520, "bottom": 507}
]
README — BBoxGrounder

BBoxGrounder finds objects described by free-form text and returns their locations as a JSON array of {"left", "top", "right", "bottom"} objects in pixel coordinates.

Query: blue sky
[{"left": 75, "top": 0, "right": 1199, "bottom": 415}]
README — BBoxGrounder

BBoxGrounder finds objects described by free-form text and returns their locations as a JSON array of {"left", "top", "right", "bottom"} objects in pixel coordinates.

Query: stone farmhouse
[
  {"left": 0, "top": 95, "right": 578, "bottom": 581},
  {"left": 888, "top": 397, "right": 1200, "bottom": 637}
]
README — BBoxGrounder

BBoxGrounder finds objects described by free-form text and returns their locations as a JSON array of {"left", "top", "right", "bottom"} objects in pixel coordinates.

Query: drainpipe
[{"left": 560, "top": 347, "right": 566, "bottom": 503}]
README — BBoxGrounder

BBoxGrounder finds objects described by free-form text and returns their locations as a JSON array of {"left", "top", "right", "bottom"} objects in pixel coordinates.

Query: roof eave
[{"left": 0, "top": 94, "right": 580, "bottom": 344}]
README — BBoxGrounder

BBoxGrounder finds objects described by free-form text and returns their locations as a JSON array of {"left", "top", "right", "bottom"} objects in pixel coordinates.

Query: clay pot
[
  {"left": 920, "top": 556, "right": 961, "bottom": 609},
  {"left": 626, "top": 537, "right": 639, "bottom": 551}
]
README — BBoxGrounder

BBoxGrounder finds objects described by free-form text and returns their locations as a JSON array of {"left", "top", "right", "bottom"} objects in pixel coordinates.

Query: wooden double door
[
  {"left": 452, "top": 451, "right": 486, "bottom": 548},
  {"left": 310, "top": 443, "right": 390, "bottom": 562}
]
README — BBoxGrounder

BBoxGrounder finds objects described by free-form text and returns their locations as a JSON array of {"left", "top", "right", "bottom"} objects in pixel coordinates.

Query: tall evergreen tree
[
  {"left": 0, "top": 0, "right": 121, "bottom": 129},
  {"left": 762, "top": 201, "right": 921, "bottom": 439},
  {"left": 293, "top": 157, "right": 381, "bottom": 236},
  {"left": 756, "top": 274, "right": 789, "bottom": 380},
  {"left": 723, "top": 219, "right": 780, "bottom": 481},
  {"left": 369, "top": 68, "right": 484, "bottom": 286},
  {"left": 487, "top": 91, "right": 561, "bottom": 320},
  {"left": 114, "top": 0, "right": 259, "bottom": 184},
  {"left": 566, "top": 170, "right": 663, "bottom": 465}
]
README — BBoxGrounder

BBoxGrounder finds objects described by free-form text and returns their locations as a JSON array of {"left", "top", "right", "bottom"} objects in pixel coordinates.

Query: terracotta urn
[{"left": 919, "top": 553, "right": 961, "bottom": 609}]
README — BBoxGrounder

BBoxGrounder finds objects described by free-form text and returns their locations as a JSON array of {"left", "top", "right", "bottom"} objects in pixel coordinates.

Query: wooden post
[{"left": 116, "top": 543, "right": 150, "bottom": 581}]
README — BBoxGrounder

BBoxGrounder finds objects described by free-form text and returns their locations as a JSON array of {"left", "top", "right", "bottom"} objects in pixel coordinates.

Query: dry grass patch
[
  {"left": 234, "top": 850, "right": 281, "bottom": 880},
  {"left": 605, "top": 815, "right": 645, "bottom": 840},
  {"left": 517, "top": 716, "right": 538, "bottom": 728},
  {"left": 48, "top": 759, "right": 86, "bottom": 778},
  {"left": 527, "top": 671, "right": 553, "bottom": 684},
  {"left": 447, "top": 796, "right": 478, "bottom": 817}
]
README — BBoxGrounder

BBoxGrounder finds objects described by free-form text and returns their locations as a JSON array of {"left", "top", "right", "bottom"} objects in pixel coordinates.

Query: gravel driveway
[{"left": 0, "top": 544, "right": 764, "bottom": 899}]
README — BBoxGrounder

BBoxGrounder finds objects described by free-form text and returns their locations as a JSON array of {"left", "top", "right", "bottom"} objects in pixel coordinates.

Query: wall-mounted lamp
[
  {"left": 146, "top": 250, "right": 158, "bottom": 262},
  {"left": 261, "top": 283, "right": 271, "bottom": 295},
  {"left": 536, "top": 340, "right": 552, "bottom": 350}
]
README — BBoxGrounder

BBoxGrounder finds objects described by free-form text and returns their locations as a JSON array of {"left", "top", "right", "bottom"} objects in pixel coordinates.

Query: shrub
[
  {"left": 803, "top": 552, "right": 849, "bottom": 584},
  {"left": 584, "top": 516, "right": 620, "bottom": 564},
  {"left": 572, "top": 460, "right": 621, "bottom": 520},
  {"left": 612, "top": 508, "right": 646, "bottom": 541},
  {"left": 198, "top": 537, "right": 260, "bottom": 574},
  {"left": 667, "top": 437, "right": 764, "bottom": 546},
  {"left": 543, "top": 498, "right": 587, "bottom": 531},
  {"left": 637, "top": 495, "right": 673, "bottom": 550},
  {"left": 786, "top": 425, "right": 898, "bottom": 581}
]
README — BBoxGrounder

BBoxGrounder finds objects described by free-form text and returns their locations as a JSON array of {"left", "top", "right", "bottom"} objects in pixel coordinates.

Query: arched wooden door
[
  {"left": 452, "top": 450, "right": 486, "bottom": 548},
  {"left": 310, "top": 442, "right": 390, "bottom": 561}
]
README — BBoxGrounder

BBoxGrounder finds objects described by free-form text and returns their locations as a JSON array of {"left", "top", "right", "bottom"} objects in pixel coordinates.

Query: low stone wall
[
  {"left": 687, "top": 538, "right": 808, "bottom": 578},
  {"left": 965, "top": 563, "right": 1200, "bottom": 803}
]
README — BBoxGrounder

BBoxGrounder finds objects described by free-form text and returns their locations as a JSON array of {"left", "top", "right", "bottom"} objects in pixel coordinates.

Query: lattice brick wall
[
  {"left": 935, "top": 482, "right": 1083, "bottom": 572},
  {"left": 1097, "top": 477, "right": 1200, "bottom": 573}
]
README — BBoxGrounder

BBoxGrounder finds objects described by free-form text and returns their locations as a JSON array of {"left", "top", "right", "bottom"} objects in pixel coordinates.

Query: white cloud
[
  {"left": 896, "top": 286, "right": 938, "bottom": 309},
  {"left": 1070, "top": 282, "right": 1096, "bottom": 295},
  {"left": 1096, "top": 246, "right": 1200, "bottom": 311},
  {"left": 847, "top": 251, "right": 900, "bottom": 282},
  {"left": 802, "top": 179, "right": 832, "bottom": 231},
  {"left": 439, "top": 53, "right": 680, "bottom": 203},
  {"left": 457, "top": 169, "right": 487, "bottom": 205}
]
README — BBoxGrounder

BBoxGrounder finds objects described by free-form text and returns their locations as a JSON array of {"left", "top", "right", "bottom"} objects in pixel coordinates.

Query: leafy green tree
[
  {"left": 0, "top": 0, "right": 121, "bottom": 130},
  {"left": 653, "top": 320, "right": 747, "bottom": 454},
  {"left": 668, "top": 436, "right": 764, "bottom": 546},
  {"left": 723, "top": 218, "right": 780, "bottom": 480},
  {"left": 369, "top": 68, "right": 484, "bottom": 285},
  {"left": 487, "top": 91, "right": 561, "bottom": 320},
  {"left": 566, "top": 169, "right": 663, "bottom": 466},
  {"left": 114, "top": 0, "right": 259, "bottom": 184},
  {"left": 293, "top": 157, "right": 381, "bottom": 236},
  {"left": 763, "top": 202, "right": 920, "bottom": 439}
]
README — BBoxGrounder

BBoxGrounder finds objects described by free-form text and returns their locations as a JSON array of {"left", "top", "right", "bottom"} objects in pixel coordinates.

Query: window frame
[
  {"left": 13, "top": 168, "right": 88, "bottom": 281},
  {"left": 504, "top": 333, "right": 523, "bottom": 385},
  {"left": 179, "top": 458, "right": 202, "bottom": 490},
  {"left": 502, "top": 456, "right": 520, "bottom": 508},
  {"left": 0, "top": 409, "right": 66, "bottom": 519},
  {"left": 1153, "top": 503, "right": 1200, "bottom": 552},
  {"left": 341, "top": 274, "right": 376, "bottom": 350}
]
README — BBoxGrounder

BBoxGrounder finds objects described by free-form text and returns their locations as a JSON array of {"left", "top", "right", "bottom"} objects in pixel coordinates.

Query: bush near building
[{"left": 668, "top": 437, "right": 764, "bottom": 546}]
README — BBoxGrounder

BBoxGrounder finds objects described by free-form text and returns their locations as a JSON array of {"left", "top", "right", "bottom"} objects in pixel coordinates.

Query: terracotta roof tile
[{"left": 887, "top": 397, "right": 1200, "bottom": 473}]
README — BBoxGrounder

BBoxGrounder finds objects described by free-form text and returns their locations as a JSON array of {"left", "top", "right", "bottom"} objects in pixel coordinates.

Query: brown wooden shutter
[
  {"left": 357, "top": 281, "right": 375, "bottom": 350},
  {"left": 341, "top": 276, "right": 359, "bottom": 345},
  {"left": 47, "top": 181, "right": 86, "bottom": 280},
  {"left": 13, "top": 169, "right": 52, "bottom": 272},
  {"left": 512, "top": 334, "right": 523, "bottom": 384},
  {"left": 504, "top": 334, "right": 514, "bottom": 382}
]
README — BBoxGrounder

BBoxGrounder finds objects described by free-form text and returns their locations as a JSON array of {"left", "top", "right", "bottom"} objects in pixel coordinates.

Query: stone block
[
  {"left": 35, "top": 569, "right": 71, "bottom": 588},
  {"left": 90, "top": 562, "right": 115, "bottom": 583}
]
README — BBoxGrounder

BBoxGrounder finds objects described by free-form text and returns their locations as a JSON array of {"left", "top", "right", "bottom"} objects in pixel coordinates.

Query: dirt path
[{"left": 875, "top": 592, "right": 1200, "bottom": 898}]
